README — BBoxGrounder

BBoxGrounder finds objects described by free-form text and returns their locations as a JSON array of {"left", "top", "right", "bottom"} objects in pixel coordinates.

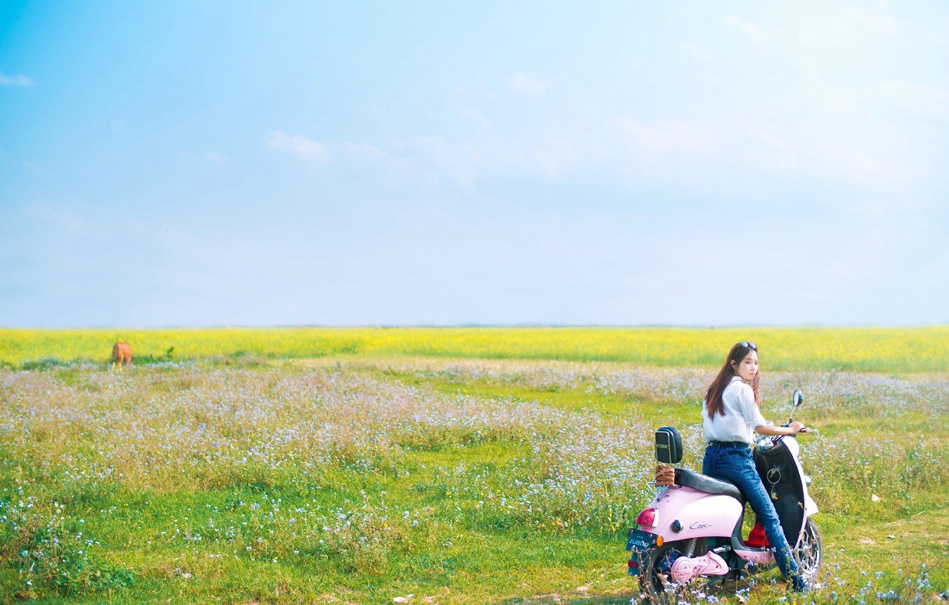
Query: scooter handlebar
[{"left": 778, "top": 424, "right": 816, "bottom": 435}]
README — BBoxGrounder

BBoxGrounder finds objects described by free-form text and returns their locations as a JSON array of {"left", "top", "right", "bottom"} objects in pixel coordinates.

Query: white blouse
[{"left": 703, "top": 376, "right": 767, "bottom": 444}]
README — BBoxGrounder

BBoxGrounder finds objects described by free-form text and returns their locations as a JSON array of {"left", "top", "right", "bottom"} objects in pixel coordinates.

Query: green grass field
[{"left": 1, "top": 328, "right": 947, "bottom": 604}]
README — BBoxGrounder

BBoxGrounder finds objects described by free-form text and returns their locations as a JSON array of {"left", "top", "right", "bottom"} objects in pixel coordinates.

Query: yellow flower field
[{"left": 2, "top": 326, "right": 948, "bottom": 372}]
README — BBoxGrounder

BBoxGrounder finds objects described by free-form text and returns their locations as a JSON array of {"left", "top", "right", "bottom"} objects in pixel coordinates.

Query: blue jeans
[{"left": 703, "top": 443, "right": 799, "bottom": 579}]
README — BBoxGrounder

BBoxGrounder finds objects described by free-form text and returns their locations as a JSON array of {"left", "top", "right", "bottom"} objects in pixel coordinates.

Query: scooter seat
[{"left": 675, "top": 468, "right": 743, "bottom": 500}]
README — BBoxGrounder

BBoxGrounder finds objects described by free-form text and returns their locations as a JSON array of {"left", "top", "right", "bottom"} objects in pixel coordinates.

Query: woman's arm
[{"left": 755, "top": 421, "right": 805, "bottom": 437}]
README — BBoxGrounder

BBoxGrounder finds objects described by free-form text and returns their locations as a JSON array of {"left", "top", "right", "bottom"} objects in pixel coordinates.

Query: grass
[{"left": 0, "top": 329, "right": 947, "bottom": 604}]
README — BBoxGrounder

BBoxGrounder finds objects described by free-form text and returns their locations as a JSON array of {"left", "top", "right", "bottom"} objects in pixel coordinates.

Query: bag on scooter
[{"left": 655, "top": 426, "right": 683, "bottom": 464}]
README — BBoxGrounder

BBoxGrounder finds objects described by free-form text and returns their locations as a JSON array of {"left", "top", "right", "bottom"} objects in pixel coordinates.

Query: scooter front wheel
[
  {"left": 795, "top": 518, "right": 823, "bottom": 578},
  {"left": 639, "top": 541, "right": 695, "bottom": 604}
]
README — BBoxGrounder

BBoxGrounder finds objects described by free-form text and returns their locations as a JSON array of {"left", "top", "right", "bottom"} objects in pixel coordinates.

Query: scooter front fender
[
  {"left": 805, "top": 494, "right": 818, "bottom": 516},
  {"left": 640, "top": 484, "right": 742, "bottom": 542}
]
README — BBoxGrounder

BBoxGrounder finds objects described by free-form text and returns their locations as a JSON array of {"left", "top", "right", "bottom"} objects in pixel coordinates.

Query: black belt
[{"left": 708, "top": 440, "right": 751, "bottom": 449}]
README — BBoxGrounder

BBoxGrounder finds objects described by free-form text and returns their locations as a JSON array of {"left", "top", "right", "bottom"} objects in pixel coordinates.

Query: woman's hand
[{"left": 789, "top": 421, "right": 806, "bottom": 434}]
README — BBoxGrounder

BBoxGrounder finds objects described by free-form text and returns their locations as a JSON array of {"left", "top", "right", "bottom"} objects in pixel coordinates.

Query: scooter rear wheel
[
  {"left": 795, "top": 518, "right": 822, "bottom": 578},
  {"left": 639, "top": 542, "right": 694, "bottom": 604}
]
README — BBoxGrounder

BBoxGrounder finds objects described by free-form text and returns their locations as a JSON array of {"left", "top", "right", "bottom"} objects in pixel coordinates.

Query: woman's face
[{"left": 732, "top": 350, "right": 759, "bottom": 382}]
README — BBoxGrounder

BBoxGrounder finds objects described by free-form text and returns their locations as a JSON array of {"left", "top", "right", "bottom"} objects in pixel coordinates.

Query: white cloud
[
  {"left": 798, "top": 6, "right": 900, "bottom": 51},
  {"left": 457, "top": 106, "right": 490, "bottom": 130},
  {"left": 266, "top": 131, "right": 330, "bottom": 163},
  {"left": 873, "top": 80, "right": 949, "bottom": 119},
  {"left": 25, "top": 203, "right": 93, "bottom": 235},
  {"left": 615, "top": 118, "right": 715, "bottom": 154},
  {"left": 737, "top": 116, "right": 912, "bottom": 188},
  {"left": 344, "top": 142, "right": 390, "bottom": 163},
  {"left": 507, "top": 72, "right": 547, "bottom": 94},
  {"left": 343, "top": 137, "right": 473, "bottom": 191},
  {"left": 724, "top": 15, "right": 764, "bottom": 42},
  {"left": 205, "top": 152, "right": 227, "bottom": 166},
  {"left": 343, "top": 141, "right": 415, "bottom": 184},
  {"left": 341, "top": 131, "right": 583, "bottom": 192},
  {"left": 0, "top": 72, "right": 34, "bottom": 87},
  {"left": 395, "top": 135, "right": 478, "bottom": 191},
  {"left": 681, "top": 42, "right": 714, "bottom": 63},
  {"left": 530, "top": 139, "right": 579, "bottom": 179},
  {"left": 919, "top": 31, "right": 947, "bottom": 50},
  {"left": 849, "top": 6, "right": 901, "bottom": 36}
]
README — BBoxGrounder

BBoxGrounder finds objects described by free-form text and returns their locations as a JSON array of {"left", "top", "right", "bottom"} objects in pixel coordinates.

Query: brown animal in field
[{"left": 111, "top": 342, "right": 133, "bottom": 369}]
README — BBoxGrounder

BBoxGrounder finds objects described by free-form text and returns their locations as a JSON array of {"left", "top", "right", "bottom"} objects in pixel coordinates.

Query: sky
[{"left": 1, "top": 1, "right": 947, "bottom": 328}]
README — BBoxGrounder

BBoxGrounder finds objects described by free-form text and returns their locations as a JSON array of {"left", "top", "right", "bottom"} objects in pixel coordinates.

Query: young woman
[{"left": 702, "top": 341, "right": 809, "bottom": 592}]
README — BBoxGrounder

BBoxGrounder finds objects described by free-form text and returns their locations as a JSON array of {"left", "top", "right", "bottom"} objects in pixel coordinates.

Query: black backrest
[{"left": 655, "top": 426, "right": 683, "bottom": 464}]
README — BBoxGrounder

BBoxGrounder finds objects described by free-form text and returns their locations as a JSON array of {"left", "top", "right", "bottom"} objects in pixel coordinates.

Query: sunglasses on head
[{"left": 740, "top": 341, "right": 758, "bottom": 350}]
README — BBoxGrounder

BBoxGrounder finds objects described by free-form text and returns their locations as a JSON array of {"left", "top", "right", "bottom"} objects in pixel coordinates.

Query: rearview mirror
[{"left": 792, "top": 389, "right": 804, "bottom": 408}]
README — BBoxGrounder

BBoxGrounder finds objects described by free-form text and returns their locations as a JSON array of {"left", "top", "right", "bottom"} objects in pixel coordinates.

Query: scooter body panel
[
  {"left": 782, "top": 437, "right": 819, "bottom": 515},
  {"left": 639, "top": 485, "right": 743, "bottom": 542},
  {"left": 754, "top": 436, "right": 815, "bottom": 547}
]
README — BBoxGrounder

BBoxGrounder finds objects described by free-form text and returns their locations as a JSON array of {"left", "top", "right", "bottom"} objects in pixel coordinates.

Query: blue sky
[{"left": 1, "top": 1, "right": 947, "bottom": 327}]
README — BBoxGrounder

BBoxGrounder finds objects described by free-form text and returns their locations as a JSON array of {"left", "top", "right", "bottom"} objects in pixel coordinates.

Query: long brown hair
[{"left": 705, "top": 342, "right": 760, "bottom": 418}]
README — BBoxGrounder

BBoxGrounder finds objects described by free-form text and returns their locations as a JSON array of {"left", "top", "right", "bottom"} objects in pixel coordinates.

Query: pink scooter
[{"left": 626, "top": 389, "right": 822, "bottom": 601}]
